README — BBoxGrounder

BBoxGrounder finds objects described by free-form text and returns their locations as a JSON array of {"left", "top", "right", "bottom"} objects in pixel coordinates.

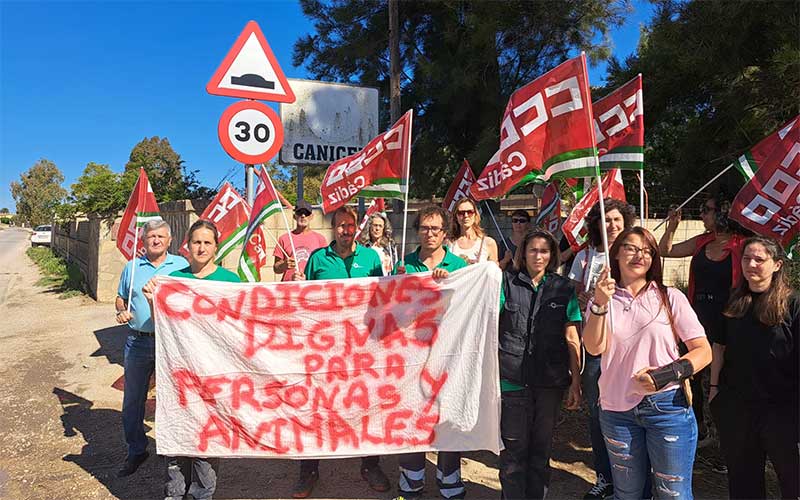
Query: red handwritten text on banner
[{"left": 153, "top": 263, "right": 502, "bottom": 458}]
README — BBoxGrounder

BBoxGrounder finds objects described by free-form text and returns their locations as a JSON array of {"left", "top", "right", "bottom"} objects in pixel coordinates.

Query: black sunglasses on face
[
  {"left": 512, "top": 218, "right": 529, "bottom": 223},
  {"left": 295, "top": 210, "right": 311, "bottom": 217}
]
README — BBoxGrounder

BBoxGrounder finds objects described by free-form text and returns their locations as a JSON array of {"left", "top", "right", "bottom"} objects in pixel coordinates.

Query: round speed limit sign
[{"left": 217, "top": 100, "right": 284, "bottom": 164}]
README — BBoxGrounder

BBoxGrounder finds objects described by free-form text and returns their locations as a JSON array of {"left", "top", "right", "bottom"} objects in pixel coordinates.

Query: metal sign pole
[{"left": 245, "top": 164, "right": 255, "bottom": 206}]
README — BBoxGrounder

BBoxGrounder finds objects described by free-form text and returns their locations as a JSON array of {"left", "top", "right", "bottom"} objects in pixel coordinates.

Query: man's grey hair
[{"left": 142, "top": 219, "right": 171, "bottom": 237}]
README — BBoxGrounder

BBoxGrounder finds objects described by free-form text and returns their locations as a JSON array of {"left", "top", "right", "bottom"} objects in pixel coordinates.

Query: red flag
[
  {"left": 730, "top": 117, "right": 800, "bottom": 248},
  {"left": 238, "top": 168, "right": 288, "bottom": 282},
  {"left": 443, "top": 160, "right": 477, "bottom": 212},
  {"left": 594, "top": 74, "right": 644, "bottom": 170},
  {"left": 117, "top": 168, "right": 161, "bottom": 260},
  {"left": 354, "top": 198, "right": 386, "bottom": 240},
  {"left": 562, "top": 169, "right": 626, "bottom": 252},
  {"left": 535, "top": 183, "right": 563, "bottom": 234},
  {"left": 471, "top": 54, "right": 598, "bottom": 200},
  {"left": 179, "top": 183, "right": 258, "bottom": 263},
  {"left": 321, "top": 110, "right": 413, "bottom": 213}
]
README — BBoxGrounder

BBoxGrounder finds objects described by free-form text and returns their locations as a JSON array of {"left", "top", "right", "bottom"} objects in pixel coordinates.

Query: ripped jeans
[{"left": 599, "top": 389, "right": 697, "bottom": 500}]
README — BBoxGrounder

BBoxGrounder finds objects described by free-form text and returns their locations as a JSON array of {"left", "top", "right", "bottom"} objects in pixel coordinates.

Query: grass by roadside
[{"left": 26, "top": 247, "right": 85, "bottom": 298}]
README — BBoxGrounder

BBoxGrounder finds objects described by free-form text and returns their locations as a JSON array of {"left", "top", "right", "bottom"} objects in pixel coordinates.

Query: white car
[{"left": 31, "top": 225, "right": 52, "bottom": 247}]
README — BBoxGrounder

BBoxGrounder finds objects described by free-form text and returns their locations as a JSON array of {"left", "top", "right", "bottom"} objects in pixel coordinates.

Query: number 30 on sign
[{"left": 218, "top": 100, "right": 284, "bottom": 164}]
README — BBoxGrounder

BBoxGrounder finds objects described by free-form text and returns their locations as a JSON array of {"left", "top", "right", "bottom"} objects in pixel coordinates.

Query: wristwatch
[{"left": 590, "top": 303, "right": 608, "bottom": 315}]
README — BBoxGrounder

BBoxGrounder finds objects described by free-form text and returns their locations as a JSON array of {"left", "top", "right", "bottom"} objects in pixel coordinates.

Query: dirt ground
[{"left": 0, "top": 229, "right": 753, "bottom": 499}]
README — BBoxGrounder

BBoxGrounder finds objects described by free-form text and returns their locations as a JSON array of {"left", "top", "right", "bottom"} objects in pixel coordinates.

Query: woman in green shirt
[{"left": 144, "top": 219, "right": 239, "bottom": 499}]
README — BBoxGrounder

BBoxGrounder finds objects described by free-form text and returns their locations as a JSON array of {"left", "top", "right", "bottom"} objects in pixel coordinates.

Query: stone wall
[{"left": 51, "top": 199, "right": 706, "bottom": 302}]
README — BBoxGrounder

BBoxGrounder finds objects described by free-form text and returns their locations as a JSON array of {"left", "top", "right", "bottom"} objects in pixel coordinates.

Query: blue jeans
[
  {"left": 582, "top": 353, "right": 612, "bottom": 482},
  {"left": 122, "top": 332, "right": 155, "bottom": 458},
  {"left": 600, "top": 389, "right": 697, "bottom": 500}
]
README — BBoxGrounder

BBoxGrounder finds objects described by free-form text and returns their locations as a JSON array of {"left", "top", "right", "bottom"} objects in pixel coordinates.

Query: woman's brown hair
[
  {"left": 610, "top": 227, "right": 676, "bottom": 325},
  {"left": 513, "top": 230, "right": 561, "bottom": 273},
  {"left": 448, "top": 197, "right": 485, "bottom": 240},
  {"left": 723, "top": 237, "right": 791, "bottom": 326},
  {"left": 187, "top": 219, "right": 219, "bottom": 245}
]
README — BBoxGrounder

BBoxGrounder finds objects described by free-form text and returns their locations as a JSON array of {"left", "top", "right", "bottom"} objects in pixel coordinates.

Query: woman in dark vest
[{"left": 498, "top": 230, "right": 582, "bottom": 499}]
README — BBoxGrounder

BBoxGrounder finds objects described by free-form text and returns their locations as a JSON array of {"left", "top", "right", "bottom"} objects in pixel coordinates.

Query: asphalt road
[{"left": 0, "top": 228, "right": 31, "bottom": 306}]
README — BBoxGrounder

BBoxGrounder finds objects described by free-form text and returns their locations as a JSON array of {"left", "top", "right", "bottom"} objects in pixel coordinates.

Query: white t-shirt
[{"left": 568, "top": 247, "right": 606, "bottom": 292}]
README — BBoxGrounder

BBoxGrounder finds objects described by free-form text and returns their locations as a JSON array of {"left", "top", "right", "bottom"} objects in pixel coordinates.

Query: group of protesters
[{"left": 113, "top": 193, "right": 797, "bottom": 500}]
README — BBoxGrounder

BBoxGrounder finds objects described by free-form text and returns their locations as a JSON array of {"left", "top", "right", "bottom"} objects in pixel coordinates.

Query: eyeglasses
[
  {"left": 418, "top": 226, "right": 443, "bottom": 235},
  {"left": 512, "top": 218, "right": 529, "bottom": 223},
  {"left": 700, "top": 205, "right": 716, "bottom": 214},
  {"left": 456, "top": 209, "right": 475, "bottom": 217},
  {"left": 620, "top": 243, "right": 654, "bottom": 258},
  {"left": 295, "top": 210, "right": 311, "bottom": 217}
]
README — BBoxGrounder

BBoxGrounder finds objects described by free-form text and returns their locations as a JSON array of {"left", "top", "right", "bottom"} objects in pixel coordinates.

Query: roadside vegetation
[{"left": 26, "top": 247, "right": 84, "bottom": 299}]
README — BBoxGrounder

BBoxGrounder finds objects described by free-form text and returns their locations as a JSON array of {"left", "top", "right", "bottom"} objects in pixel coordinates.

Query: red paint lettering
[
  {"left": 360, "top": 415, "right": 384, "bottom": 445},
  {"left": 421, "top": 369, "right": 448, "bottom": 414},
  {"left": 385, "top": 354, "right": 405, "bottom": 379},
  {"left": 193, "top": 293, "right": 217, "bottom": 315},
  {"left": 378, "top": 313, "right": 408, "bottom": 348},
  {"left": 198, "top": 415, "right": 230, "bottom": 451},
  {"left": 312, "top": 385, "right": 341, "bottom": 411},
  {"left": 368, "top": 280, "right": 397, "bottom": 307},
  {"left": 343, "top": 284, "right": 366, "bottom": 307},
  {"left": 290, "top": 413, "right": 324, "bottom": 452},
  {"left": 327, "top": 411, "right": 359, "bottom": 451},
  {"left": 284, "top": 385, "right": 310, "bottom": 409},
  {"left": 410, "top": 412, "right": 439, "bottom": 445},
  {"left": 343, "top": 380, "right": 370, "bottom": 410},
  {"left": 384, "top": 409, "right": 412, "bottom": 445},
  {"left": 410, "top": 308, "right": 441, "bottom": 347},
  {"left": 157, "top": 281, "right": 191, "bottom": 320},
  {"left": 308, "top": 320, "right": 335, "bottom": 351},
  {"left": 327, "top": 356, "right": 349, "bottom": 383},
  {"left": 261, "top": 380, "right": 286, "bottom": 410},
  {"left": 232, "top": 375, "right": 261, "bottom": 411},
  {"left": 377, "top": 384, "right": 401, "bottom": 409},
  {"left": 352, "top": 352, "right": 379, "bottom": 379},
  {"left": 343, "top": 320, "right": 371, "bottom": 356},
  {"left": 217, "top": 291, "right": 247, "bottom": 321},
  {"left": 304, "top": 354, "right": 324, "bottom": 386}
]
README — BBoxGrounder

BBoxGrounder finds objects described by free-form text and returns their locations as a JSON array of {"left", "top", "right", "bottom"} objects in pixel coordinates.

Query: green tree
[
  {"left": 264, "top": 163, "right": 326, "bottom": 205},
  {"left": 123, "top": 136, "right": 214, "bottom": 202},
  {"left": 0, "top": 208, "right": 9, "bottom": 214},
  {"left": 603, "top": 0, "right": 800, "bottom": 212},
  {"left": 69, "top": 162, "right": 124, "bottom": 217},
  {"left": 10, "top": 159, "right": 67, "bottom": 226},
  {"left": 293, "top": 0, "right": 627, "bottom": 197}
]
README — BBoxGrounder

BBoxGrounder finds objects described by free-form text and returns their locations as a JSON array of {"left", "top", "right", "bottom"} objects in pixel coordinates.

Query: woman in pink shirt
[{"left": 583, "top": 227, "right": 712, "bottom": 500}]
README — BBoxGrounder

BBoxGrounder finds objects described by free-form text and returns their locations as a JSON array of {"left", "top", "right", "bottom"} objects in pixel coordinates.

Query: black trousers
[
  {"left": 711, "top": 391, "right": 799, "bottom": 499},
  {"left": 499, "top": 387, "right": 564, "bottom": 500},
  {"left": 299, "top": 456, "right": 379, "bottom": 474}
]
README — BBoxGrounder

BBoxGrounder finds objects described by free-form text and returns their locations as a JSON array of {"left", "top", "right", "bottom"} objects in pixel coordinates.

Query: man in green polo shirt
[
  {"left": 393, "top": 205, "right": 467, "bottom": 499},
  {"left": 291, "top": 205, "right": 389, "bottom": 498}
]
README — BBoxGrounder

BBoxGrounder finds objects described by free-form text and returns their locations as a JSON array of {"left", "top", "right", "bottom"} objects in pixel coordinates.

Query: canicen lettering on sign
[{"left": 279, "top": 79, "right": 379, "bottom": 166}]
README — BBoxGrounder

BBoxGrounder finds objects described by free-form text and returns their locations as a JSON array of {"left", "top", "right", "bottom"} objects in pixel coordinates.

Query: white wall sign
[{"left": 279, "top": 79, "right": 379, "bottom": 166}]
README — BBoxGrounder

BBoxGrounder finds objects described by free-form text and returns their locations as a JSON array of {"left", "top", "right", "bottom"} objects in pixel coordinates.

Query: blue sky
[{"left": 0, "top": 1, "right": 654, "bottom": 213}]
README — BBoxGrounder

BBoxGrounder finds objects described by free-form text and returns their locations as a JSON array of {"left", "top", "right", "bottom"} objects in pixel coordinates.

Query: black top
[
  {"left": 499, "top": 240, "right": 518, "bottom": 264},
  {"left": 719, "top": 292, "right": 799, "bottom": 407},
  {"left": 690, "top": 249, "right": 732, "bottom": 343}
]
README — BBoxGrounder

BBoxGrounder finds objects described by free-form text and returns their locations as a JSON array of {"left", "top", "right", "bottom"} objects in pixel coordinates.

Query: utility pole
[{"left": 389, "top": 0, "right": 402, "bottom": 215}]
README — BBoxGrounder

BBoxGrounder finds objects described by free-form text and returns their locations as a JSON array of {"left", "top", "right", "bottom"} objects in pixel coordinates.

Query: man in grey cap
[{"left": 272, "top": 199, "right": 327, "bottom": 281}]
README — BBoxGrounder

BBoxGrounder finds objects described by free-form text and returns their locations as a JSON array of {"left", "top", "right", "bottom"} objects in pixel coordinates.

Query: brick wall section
[{"left": 51, "top": 199, "right": 707, "bottom": 302}]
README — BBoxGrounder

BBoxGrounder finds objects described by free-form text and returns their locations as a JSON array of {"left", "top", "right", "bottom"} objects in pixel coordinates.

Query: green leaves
[{"left": 11, "top": 158, "right": 67, "bottom": 227}]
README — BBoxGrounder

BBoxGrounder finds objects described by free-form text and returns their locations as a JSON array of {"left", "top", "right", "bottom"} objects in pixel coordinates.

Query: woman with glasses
[
  {"left": 447, "top": 197, "right": 498, "bottom": 265},
  {"left": 584, "top": 227, "right": 711, "bottom": 500},
  {"left": 711, "top": 237, "right": 798, "bottom": 499},
  {"left": 498, "top": 209, "right": 530, "bottom": 270},
  {"left": 359, "top": 212, "right": 398, "bottom": 276},
  {"left": 499, "top": 229, "right": 582, "bottom": 499},
  {"left": 658, "top": 196, "right": 747, "bottom": 450}
]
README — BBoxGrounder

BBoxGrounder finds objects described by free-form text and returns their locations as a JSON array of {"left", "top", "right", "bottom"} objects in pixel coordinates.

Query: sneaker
[
  {"left": 583, "top": 474, "right": 614, "bottom": 499},
  {"left": 292, "top": 469, "right": 319, "bottom": 498},
  {"left": 361, "top": 464, "right": 391, "bottom": 492},
  {"left": 116, "top": 451, "right": 149, "bottom": 478}
]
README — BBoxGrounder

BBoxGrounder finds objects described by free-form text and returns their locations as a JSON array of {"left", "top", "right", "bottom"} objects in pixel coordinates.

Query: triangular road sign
[{"left": 207, "top": 20, "right": 296, "bottom": 103}]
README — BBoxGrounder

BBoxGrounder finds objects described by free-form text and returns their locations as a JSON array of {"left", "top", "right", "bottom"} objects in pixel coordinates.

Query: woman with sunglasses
[
  {"left": 498, "top": 209, "right": 530, "bottom": 270},
  {"left": 658, "top": 196, "right": 747, "bottom": 449},
  {"left": 359, "top": 212, "right": 397, "bottom": 276},
  {"left": 711, "top": 237, "right": 798, "bottom": 499},
  {"left": 585, "top": 227, "right": 711, "bottom": 500},
  {"left": 143, "top": 219, "right": 240, "bottom": 500},
  {"left": 499, "top": 229, "right": 582, "bottom": 499},
  {"left": 447, "top": 197, "right": 498, "bottom": 265}
]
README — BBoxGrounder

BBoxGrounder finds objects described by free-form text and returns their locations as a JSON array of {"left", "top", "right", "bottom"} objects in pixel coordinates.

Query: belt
[
  {"left": 694, "top": 293, "right": 719, "bottom": 302},
  {"left": 131, "top": 329, "right": 155, "bottom": 337}
]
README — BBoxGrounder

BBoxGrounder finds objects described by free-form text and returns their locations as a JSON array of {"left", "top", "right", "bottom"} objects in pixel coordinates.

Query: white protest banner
[{"left": 153, "top": 262, "right": 502, "bottom": 458}]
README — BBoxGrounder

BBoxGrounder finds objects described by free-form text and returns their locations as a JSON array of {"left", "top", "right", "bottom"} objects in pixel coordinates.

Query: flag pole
[
  {"left": 126, "top": 220, "right": 140, "bottom": 313},
  {"left": 482, "top": 201, "right": 511, "bottom": 251},
  {"left": 262, "top": 167, "right": 297, "bottom": 260},
  {"left": 399, "top": 111, "right": 413, "bottom": 266},
  {"left": 639, "top": 169, "right": 646, "bottom": 228},
  {"left": 652, "top": 163, "right": 734, "bottom": 231}
]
